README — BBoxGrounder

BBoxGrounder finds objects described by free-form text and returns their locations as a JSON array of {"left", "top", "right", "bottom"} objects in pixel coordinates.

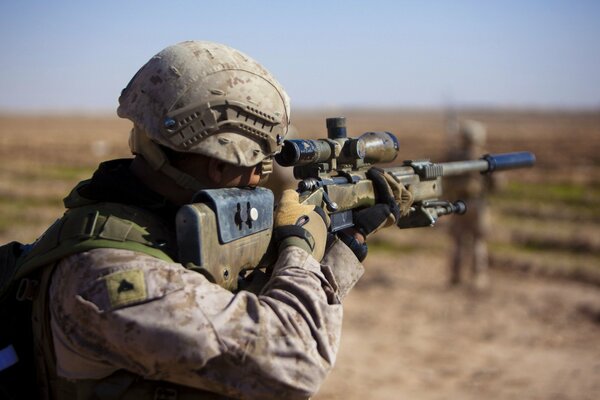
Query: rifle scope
[{"left": 275, "top": 131, "right": 399, "bottom": 167}]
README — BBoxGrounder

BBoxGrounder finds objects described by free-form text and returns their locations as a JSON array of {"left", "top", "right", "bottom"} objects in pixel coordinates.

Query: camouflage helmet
[{"left": 117, "top": 41, "right": 290, "bottom": 188}]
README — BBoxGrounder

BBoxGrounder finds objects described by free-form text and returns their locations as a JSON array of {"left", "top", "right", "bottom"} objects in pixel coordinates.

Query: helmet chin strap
[
  {"left": 129, "top": 126, "right": 206, "bottom": 193},
  {"left": 258, "top": 157, "right": 273, "bottom": 186}
]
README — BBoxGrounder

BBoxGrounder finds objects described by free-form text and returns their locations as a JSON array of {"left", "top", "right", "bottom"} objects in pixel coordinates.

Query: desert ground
[{"left": 1, "top": 109, "right": 599, "bottom": 399}]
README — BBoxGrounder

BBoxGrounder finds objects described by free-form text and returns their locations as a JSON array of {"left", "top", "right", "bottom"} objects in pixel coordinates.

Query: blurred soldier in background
[
  {"left": 445, "top": 120, "right": 499, "bottom": 290},
  {"left": 22, "top": 41, "right": 401, "bottom": 399}
]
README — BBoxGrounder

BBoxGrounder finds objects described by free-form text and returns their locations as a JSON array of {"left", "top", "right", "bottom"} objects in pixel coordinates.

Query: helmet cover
[{"left": 118, "top": 41, "right": 291, "bottom": 167}]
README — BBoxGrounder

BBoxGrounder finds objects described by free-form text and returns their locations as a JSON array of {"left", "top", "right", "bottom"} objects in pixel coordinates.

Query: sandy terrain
[{"left": 315, "top": 250, "right": 600, "bottom": 400}]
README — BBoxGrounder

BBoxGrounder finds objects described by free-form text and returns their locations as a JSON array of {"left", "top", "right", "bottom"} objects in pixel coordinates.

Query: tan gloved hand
[
  {"left": 273, "top": 190, "right": 329, "bottom": 261},
  {"left": 370, "top": 167, "right": 413, "bottom": 218},
  {"left": 353, "top": 167, "right": 414, "bottom": 239}
]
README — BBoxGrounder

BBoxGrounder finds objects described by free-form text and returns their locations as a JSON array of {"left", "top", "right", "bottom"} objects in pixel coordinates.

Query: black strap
[
  {"left": 272, "top": 225, "right": 316, "bottom": 251},
  {"left": 366, "top": 167, "right": 401, "bottom": 222}
]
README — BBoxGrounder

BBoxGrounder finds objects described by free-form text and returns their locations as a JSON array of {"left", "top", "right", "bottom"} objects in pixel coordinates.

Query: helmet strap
[
  {"left": 129, "top": 126, "right": 206, "bottom": 192},
  {"left": 258, "top": 157, "right": 273, "bottom": 186}
]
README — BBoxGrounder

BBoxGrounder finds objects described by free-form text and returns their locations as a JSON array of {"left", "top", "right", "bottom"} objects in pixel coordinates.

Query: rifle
[
  {"left": 274, "top": 117, "right": 535, "bottom": 230},
  {"left": 176, "top": 116, "right": 535, "bottom": 290}
]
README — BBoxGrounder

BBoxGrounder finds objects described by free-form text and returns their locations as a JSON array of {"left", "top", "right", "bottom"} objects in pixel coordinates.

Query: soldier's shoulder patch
[
  {"left": 105, "top": 269, "right": 147, "bottom": 309},
  {"left": 78, "top": 260, "right": 185, "bottom": 313}
]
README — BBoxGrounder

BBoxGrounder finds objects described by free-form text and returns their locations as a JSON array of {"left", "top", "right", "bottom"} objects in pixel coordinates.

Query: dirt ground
[{"left": 314, "top": 249, "right": 600, "bottom": 400}]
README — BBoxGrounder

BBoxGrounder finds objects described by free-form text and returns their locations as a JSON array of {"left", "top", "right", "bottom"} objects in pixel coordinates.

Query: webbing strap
[
  {"left": 61, "top": 205, "right": 158, "bottom": 246},
  {"left": 16, "top": 203, "right": 175, "bottom": 281}
]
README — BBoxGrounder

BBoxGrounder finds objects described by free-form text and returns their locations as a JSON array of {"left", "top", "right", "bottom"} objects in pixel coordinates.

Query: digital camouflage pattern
[
  {"left": 49, "top": 241, "right": 363, "bottom": 399},
  {"left": 118, "top": 41, "right": 291, "bottom": 167}
]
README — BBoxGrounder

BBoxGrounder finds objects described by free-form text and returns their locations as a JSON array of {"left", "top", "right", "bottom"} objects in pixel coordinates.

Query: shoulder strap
[{"left": 16, "top": 202, "right": 176, "bottom": 281}]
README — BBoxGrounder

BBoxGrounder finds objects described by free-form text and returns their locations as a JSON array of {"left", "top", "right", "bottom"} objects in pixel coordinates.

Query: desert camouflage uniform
[
  {"left": 30, "top": 41, "right": 365, "bottom": 399},
  {"left": 34, "top": 160, "right": 364, "bottom": 400},
  {"left": 48, "top": 243, "right": 361, "bottom": 399}
]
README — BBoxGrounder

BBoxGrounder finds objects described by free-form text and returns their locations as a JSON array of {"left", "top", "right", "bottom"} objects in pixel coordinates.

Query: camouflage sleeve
[
  {"left": 320, "top": 236, "right": 365, "bottom": 299},
  {"left": 49, "top": 246, "right": 343, "bottom": 399}
]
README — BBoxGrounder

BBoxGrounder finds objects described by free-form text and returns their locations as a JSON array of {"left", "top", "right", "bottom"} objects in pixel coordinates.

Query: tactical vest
[{"left": 22, "top": 189, "right": 233, "bottom": 399}]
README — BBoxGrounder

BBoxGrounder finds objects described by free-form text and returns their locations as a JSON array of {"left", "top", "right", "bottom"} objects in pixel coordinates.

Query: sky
[{"left": 0, "top": 0, "right": 599, "bottom": 113}]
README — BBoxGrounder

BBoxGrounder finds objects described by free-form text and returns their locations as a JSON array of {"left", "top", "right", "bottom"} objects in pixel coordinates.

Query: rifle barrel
[
  {"left": 441, "top": 159, "right": 489, "bottom": 176},
  {"left": 482, "top": 151, "right": 536, "bottom": 172},
  {"left": 441, "top": 151, "right": 535, "bottom": 176}
]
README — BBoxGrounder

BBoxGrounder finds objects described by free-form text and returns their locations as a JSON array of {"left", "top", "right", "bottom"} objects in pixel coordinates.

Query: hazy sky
[{"left": 0, "top": 0, "right": 599, "bottom": 112}]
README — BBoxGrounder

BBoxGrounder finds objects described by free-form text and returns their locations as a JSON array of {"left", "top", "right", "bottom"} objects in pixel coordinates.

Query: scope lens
[
  {"left": 359, "top": 131, "right": 399, "bottom": 163},
  {"left": 274, "top": 141, "right": 300, "bottom": 166}
]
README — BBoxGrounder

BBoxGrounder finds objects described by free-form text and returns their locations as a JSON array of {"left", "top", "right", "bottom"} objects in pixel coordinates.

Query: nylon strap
[{"left": 17, "top": 203, "right": 175, "bottom": 281}]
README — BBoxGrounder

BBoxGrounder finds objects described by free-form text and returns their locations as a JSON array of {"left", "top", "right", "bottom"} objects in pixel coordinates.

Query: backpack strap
[{"left": 16, "top": 202, "right": 176, "bottom": 282}]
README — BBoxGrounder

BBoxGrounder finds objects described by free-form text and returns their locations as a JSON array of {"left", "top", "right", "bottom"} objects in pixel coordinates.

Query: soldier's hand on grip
[
  {"left": 353, "top": 167, "right": 413, "bottom": 239},
  {"left": 273, "top": 189, "right": 329, "bottom": 261}
]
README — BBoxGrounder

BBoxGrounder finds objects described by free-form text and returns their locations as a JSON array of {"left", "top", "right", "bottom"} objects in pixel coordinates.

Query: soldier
[
  {"left": 26, "top": 41, "right": 401, "bottom": 399},
  {"left": 445, "top": 120, "right": 497, "bottom": 290}
]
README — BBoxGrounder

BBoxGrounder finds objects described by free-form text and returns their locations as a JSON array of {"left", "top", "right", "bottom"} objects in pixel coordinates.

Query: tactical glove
[
  {"left": 354, "top": 167, "right": 413, "bottom": 239},
  {"left": 273, "top": 189, "right": 329, "bottom": 261}
]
